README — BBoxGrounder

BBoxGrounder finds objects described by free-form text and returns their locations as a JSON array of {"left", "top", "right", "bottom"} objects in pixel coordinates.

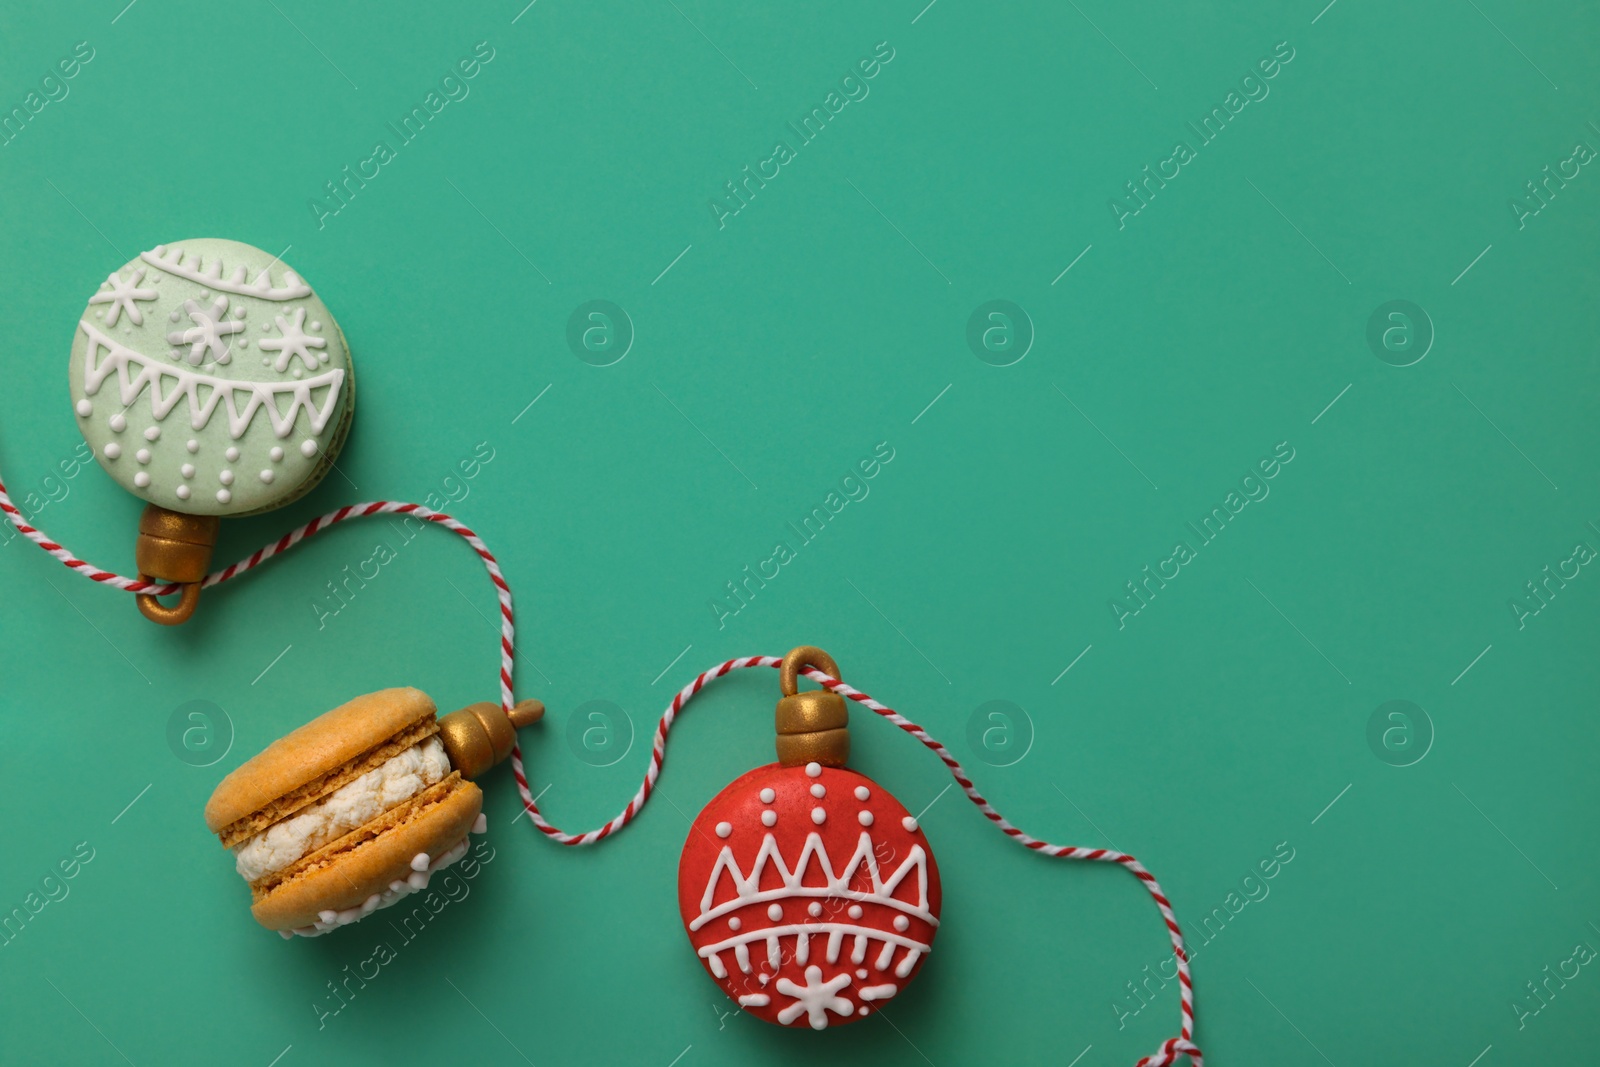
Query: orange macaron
[{"left": 205, "top": 688, "right": 484, "bottom": 936}]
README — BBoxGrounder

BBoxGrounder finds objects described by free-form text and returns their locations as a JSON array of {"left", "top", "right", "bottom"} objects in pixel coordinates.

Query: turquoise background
[{"left": 2, "top": 1, "right": 1598, "bottom": 1063}]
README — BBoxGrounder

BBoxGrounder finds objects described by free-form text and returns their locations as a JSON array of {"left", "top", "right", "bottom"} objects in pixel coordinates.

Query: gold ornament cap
[
  {"left": 437, "top": 698, "right": 545, "bottom": 779},
  {"left": 775, "top": 646, "right": 849, "bottom": 768},
  {"left": 135, "top": 504, "right": 220, "bottom": 625}
]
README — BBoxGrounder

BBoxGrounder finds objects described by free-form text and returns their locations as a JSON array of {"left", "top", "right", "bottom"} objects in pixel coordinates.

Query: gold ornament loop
[
  {"left": 779, "top": 646, "right": 841, "bottom": 696},
  {"left": 136, "top": 579, "right": 202, "bottom": 625}
]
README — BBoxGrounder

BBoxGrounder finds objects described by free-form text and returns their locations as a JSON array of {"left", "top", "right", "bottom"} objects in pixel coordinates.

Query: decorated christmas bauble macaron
[
  {"left": 678, "top": 760, "right": 942, "bottom": 1029},
  {"left": 69, "top": 238, "right": 354, "bottom": 516}
]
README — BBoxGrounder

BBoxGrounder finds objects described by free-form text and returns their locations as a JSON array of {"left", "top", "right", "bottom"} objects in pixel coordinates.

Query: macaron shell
[
  {"left": 205, "top": 687, "right": 437, "bottom": 834},
  {"left": 68, "top": 238, "right": 354, "bottom": 516},
  {"left": 250, "top": 776, "right": 482, "bottom": 931}
]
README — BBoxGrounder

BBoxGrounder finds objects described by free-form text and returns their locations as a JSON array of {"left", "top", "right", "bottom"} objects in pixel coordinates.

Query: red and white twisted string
[{"left": 0, "top": 475, "right": 1198, "bottom": 1067}]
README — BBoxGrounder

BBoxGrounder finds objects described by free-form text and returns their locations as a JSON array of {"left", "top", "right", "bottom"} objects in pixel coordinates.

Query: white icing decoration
[
  {"left": 855, "top": 786, "right": 870, "bottom": 801},
  {"left": 859, "top": 983, "right": 897, "bottom": 1001},
  {"left": 225, "top": 446, "right": 239, "bottom": 461},
  {"left": 805, "top": 762, "right": 822, "bottom": 778},
  {"left": 689, "top": 824, "right": 939, "bottom": 990},
  {"left": 141, "top": 244, "right": 310, "bottom": 301},
  {"left": 185, "top": 439, "right": 199, "bottom": 453},
  {"left": 103, "top": 443, "right": 120, "bottom": 459},
  {"left": 259, "top": 469, "right": 274, "bottom": 483},
  {"left": 738, "top": 994, "right": 769, "bottom": 1008},
  {"left": 269, "top": 446, "right": 284, "bottom": 461},
  {"left": 180, "top": 464, "right": 195, "bottom": 478},
  {"left": 300, "top": 439, "right": 318, "bottom": 457},
  {"left": 759, "top": 788, "right": 775, "bottom": 803},
  {"left": 75, "top": 400, "right": 92, "bottom": 417},
  {"left": 310, "top": 320, "right": 322, "bottom": 331},
  {"left": 285, "top": 837, "right": 470, "bottom": 937},
  {"left": 893, "top": 915, "right": 910, "bottom": 931},
  {"left": 109, "top": 413, "right": 126, "bottom": 432},
  {"left": 166, "top": 296, "right": 243, "bottom": 366},
  {"left": 810, "top": 784, "right": 826, "bottom": 799},
  {"left": 766, "top": 904, "right": 782, "bottom": 922},
  {"left": 176, "top": 485, "right": 190, "bottom": 500},
  {"left": 728, "top": 917, "right": 741, "bottom": 931},
  {"left": 80, "top": 322, "right": 346, "bottom": 441},
  {"left": 260, "top": 306, "right": 328, "bottom": 373},
  {"left": 143, "top": 426, "right": 159, "bottom": 441},
  {"left": 135, "top": 449, "right": 150, "bottom": 464},
  {"left": 217, "top": 489, "right": 231, "bottom": 504},
  {"left": 775, "top": 966, "right": 853, "bottom": 1030},
  {"left": 761, "top": 810, "right": 777, "bottom": 827},
  {"left": 715, "top": 821, "right": 732, "bottom": 838},
  {"left": 133, "top": 472, "right": 150, "bottom": 488},
  {"left": 858, "top": 811, "right": 874, "bottom": 827},
  {"left": 219, "top": 470, "right": 234, "bottom": 485},
  {"left": 691, "top": 831, "right": 937, "bottom": 932},
  {"left": 856, "top": 968, "right": 867, "bottom": 979},
  {"left": 902, "top": 817, "right": 918, "bottom": 832},
  {"left": 87, "top": 267, "right": 157, "bottom": 327},
  {"left": 811, "top": 807, "right": 826, "bottom": 825}
]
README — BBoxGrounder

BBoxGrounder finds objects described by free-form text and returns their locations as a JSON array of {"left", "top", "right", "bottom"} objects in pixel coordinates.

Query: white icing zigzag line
[
  {"left": 140, "top": 244, "right": 312, "bottom": 301},
  {"left": 690, "top": 831, "right": 937, "bottom": 931},
  {"left": 80, "top": 321, "right": 344, "bottom": 441}
]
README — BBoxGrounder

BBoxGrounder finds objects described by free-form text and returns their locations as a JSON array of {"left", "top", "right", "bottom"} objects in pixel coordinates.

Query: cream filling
[{"left": 233, "top": 736, "right": 450, "bottom": 882}]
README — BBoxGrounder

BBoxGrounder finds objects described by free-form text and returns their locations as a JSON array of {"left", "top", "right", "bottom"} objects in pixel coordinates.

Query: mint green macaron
[{"left": 68, "top": 238, "right": 354, "bottom": 516}]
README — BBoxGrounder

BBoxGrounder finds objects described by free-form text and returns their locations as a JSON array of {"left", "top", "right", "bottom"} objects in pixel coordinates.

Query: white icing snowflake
[
  {"left": 166, "top": 296, "right": 243, "bottom": 366},
  {"left": 88, "top": 267, "right": 158, "bottom": 327},
  {"left": 775, "top": 966, "right": 853, "bottom": 1030},
  {"left": 260, "top": 306, "right": 327, "bottom": 373}
]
